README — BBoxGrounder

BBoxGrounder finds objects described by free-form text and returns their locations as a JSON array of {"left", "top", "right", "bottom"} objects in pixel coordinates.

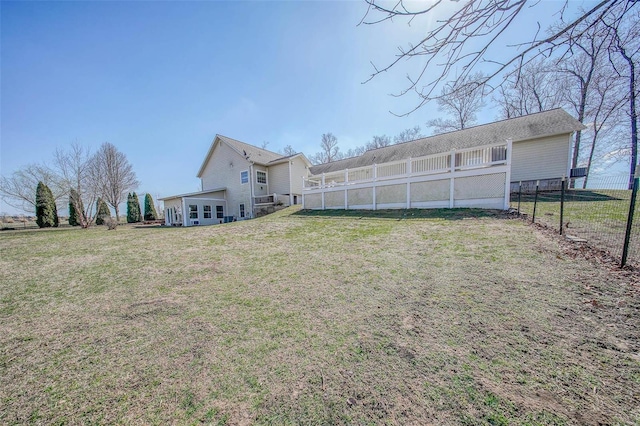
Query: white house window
[
  {"left": 189, "top": 205, "right": 198, "bottom": 219},
  {"left": 240, "top": 170, "right": 249, "bottom": 184},
  {"left": 216, "top": 205, "right": 224, "bottom": 219},
  {"left": 256, "top": 170, "right": 267, "bottom": 184},
  {"left": 239, "top": 203, "right": 245, "bottom": 218},
  {"left": 203, "top": 205, "right": 212, "bottom": 219}
]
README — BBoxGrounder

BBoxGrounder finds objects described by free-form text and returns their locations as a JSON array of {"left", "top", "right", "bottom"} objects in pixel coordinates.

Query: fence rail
[
  {"left": 512, "top": 174, "right": 639, "bottom": 267},
  {"left": 303, "top": 141, "right": 512, "bottom": 211},
  {"left": 304, "top": 142, "right": 511, "bottom": 191}
]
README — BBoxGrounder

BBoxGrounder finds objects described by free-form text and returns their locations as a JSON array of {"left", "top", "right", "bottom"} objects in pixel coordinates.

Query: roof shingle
[{"left": 309, "top": 108, "right": 584, "bottom": 175}]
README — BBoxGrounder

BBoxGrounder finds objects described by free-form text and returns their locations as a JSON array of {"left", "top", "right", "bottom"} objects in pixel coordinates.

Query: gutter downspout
[
  {"left": 567, "top": 132, "right": 574, "bottom": 180},
  {"left": 249, "top": 162, "right": 255, "bottom": 218},
  {"left": 288, "top": 160, "right": 293, "bottom": 205}
]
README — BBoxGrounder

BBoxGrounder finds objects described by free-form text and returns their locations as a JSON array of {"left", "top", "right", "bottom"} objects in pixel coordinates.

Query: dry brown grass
[{"left": 0, "top": 207, "right": 638, "bottom": 425}]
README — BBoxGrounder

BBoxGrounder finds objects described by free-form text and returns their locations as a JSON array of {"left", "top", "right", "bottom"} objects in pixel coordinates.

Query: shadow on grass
[
  {"left": 513, "top": 190, "right": 627, "bottom": 203},
  {"left": 292, "top": 208, "right": 506, "bottom": 221}
]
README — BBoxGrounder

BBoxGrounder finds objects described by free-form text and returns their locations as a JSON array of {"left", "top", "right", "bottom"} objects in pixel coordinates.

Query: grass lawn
[
  {"left": 512, "top": 189, "right": 640, "bottom": 262},
  {"left": 1, "top": 207, "right": 639, "bottom": 425}
]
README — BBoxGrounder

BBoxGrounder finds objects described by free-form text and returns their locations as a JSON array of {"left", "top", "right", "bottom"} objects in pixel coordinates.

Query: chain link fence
[{"left": 511, "top": 174, "right": 639, "bottom": 267}]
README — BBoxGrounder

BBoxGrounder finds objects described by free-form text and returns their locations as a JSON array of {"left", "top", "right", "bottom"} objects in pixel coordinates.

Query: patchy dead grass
[{"left": 1, "top": 207, "right": 639, "bottom": 425}]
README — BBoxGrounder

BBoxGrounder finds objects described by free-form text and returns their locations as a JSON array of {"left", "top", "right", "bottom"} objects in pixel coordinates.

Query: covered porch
[{"left": 159, "top": 188, "right": 229, "bottom": 227}]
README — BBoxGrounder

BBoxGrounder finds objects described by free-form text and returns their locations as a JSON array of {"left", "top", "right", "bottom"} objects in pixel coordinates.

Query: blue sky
[{"left": 1, "top": 0, "right": 604, "bottom": 214}]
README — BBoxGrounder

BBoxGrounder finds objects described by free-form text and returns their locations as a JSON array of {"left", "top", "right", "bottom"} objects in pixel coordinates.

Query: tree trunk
[
  {"left": 570, "top": 90, "right": 588, "bottom": 188},
  {"left": 619, "top": 42, "right": 638, "bottom": 189},
  {"left": 583, "top": 133, "right": 599, "bottom": 189}
]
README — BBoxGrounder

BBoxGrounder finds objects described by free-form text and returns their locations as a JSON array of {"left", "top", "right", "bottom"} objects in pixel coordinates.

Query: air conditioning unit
[
  {"left": 191, "top": 220, "right": 199, "bottom": 226},
  {"left": 570, "top": 167, "right": 587, "bottom": 178}
]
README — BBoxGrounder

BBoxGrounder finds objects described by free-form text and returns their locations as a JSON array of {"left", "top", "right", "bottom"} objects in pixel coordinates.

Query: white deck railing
[{"left": 303, "top": 142, "right": 509, "bottom": 190}]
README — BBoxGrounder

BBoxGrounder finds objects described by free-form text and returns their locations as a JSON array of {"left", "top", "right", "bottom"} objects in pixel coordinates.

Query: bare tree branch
[
  {"left": 426, "top": 72, "right": 487, "bottom": 133},
  {"left": 92, "top": 142, "right": 139, "bottom": 222},
  {"left": 0, "top": 164, "right": 64, "bottom": 213},
  {"left": 362, "top": 0, "right": 627, "bottom": 116}
]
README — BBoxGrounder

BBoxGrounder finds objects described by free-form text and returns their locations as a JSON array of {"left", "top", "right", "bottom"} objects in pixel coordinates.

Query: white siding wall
[
  {"left": 289, "top": 157, "right": 309, "bottom": 196},
  {"left": 253, "top": 165, "right": 268, "bottom": 196},
  {"left": 511, "top": 134, "right": 571, "bottom": 182},
  {"left": 269, "top": 163, "right": 290, "bottom": 195},
  {"left": 183, "top": 196, "right": 227, "bottom": 226},
  {"left": 200, "top": 141, "right": 252, "bottom": 219}
]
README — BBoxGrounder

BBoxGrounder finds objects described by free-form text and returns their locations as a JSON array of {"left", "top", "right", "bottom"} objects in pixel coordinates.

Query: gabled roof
[
  {"left": 267, "top": 152, "right": 312, "bottom": 167},
  {"left": 310, "top": 108, "right": 585, "bottom": 175},
  {"left": 197, "top": 134, "right": 308, "bottom": 177}
]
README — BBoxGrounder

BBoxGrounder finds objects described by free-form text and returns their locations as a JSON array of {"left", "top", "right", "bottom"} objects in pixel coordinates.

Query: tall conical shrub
[
  {"left": 68, "top": 192, "right": 79, "bottom": 227},
  {"left": 68, "top": 188, "right": 84, "bottom": 226},
  {"left": 127, "top": 192, "right": 141, "bottom": 223},
  {"left": 36, "top": 181, "right": 59, "bottom": 228},
  {"left": 133, "top": 192, "right": 141, "bottom": 222},
  {"left": 126, "top": 193, "right": 133, "bottom": 223},
  {"left": 144, "top": 193, "right": 158, "bottom": 221},
  {"left": 96, "top": 198, "right": 111, "bottom": 225}
]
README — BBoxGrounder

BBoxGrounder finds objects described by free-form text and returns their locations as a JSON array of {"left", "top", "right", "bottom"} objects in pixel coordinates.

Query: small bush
[
  {"left": 96, "top": 198, "right": 111, "bottom": 225},
  {"left": 105, "top": 217, "right": 118, "bottom": 230}
]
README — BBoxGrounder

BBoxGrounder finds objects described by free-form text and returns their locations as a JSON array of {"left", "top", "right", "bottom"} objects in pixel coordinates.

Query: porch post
[
  {"left": 372, "top": 164, "right": 377, "bottom": 210},
  {"left": 321, "top": 172, "right": 325, "bottom": 210},
  {"left": 345, "top": 169, "right": 349, "bottom": 210},
  {"left": 449, "top": 150, "right": 456, "bottom": 208},
  {"left": 504, "top": 139, "right": 513, "bottom": 210}
]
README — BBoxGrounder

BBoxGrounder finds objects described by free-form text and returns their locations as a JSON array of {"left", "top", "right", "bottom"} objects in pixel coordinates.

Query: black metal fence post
[
  {"left": 532, "top": 180, "right": 540, "bottom": 223},
  {"left": 517, "top": 181, "right": 522, "bottom": 215},
  {"left": 621, "top": 171, "right": 639, "bottom": 267},
  {"left": 560, "top": 176, "right": 566, "bottom": 235}
]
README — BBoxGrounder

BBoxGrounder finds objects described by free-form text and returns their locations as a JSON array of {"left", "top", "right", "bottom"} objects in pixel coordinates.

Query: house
[
  {"left": 160, "top": 135, "right": 311, "bottom": 226},
  {"left": 309, "top": 108, "right": 585, "bottom": 193}
]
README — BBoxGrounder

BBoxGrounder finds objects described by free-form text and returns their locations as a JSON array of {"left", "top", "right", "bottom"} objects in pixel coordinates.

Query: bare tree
[
  {"left": 366, "top": 135, "right": 392, "bottom": 151},
  {"left": 494, "top": 58, "right": 564, "bottom": 119},
  {"left": 394, "top": 126, "right": 424, "bottom": 144},
  {"left": 280, "top": 145, "right": 296, "bottom": 156},
  {"left": 0, "top": 163, "right": 65, "bottom": 213},
  {"left": 552, "top": 21, "right": 613, "bottom": 177},
  {"left": 343, "top": 145, "right": 367, "bottom": 158},
  {"left": 360, "top": 0, "right": 629, "bottom": 115},
  {"left": 53, "top": 143, "right": 100, "bottom": 228},
  {"left": 426, "top": 72, "right": 486, "bottom": 134},
  {"left": 604, "top": 3, "right": 639, "bottom": 188},
  {"left": 92, "top": 142, "right": 139, "bottom": 222},
  {"left": 310, "top": 133, "right": 341, "bottom": 164},
  {"left": 582, "top": 71, "right": 626, "bottom": 187}
]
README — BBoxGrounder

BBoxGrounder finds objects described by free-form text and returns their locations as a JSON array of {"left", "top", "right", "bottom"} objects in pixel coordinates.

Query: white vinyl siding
[
  {"left": 253, "top": 165, "right": 268, "bottom": 196},
  {"left": 269, "top": 163, "right": 290, "bottom": 195},
  {"left": 289, "top": 156, "right": 309, "bottom": 195},
  {"left": 199, "top": 139, "right": 252, "bottom": 219},
  {"left": 510, "top": 134, "right": 571, "bottom": 183}
]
